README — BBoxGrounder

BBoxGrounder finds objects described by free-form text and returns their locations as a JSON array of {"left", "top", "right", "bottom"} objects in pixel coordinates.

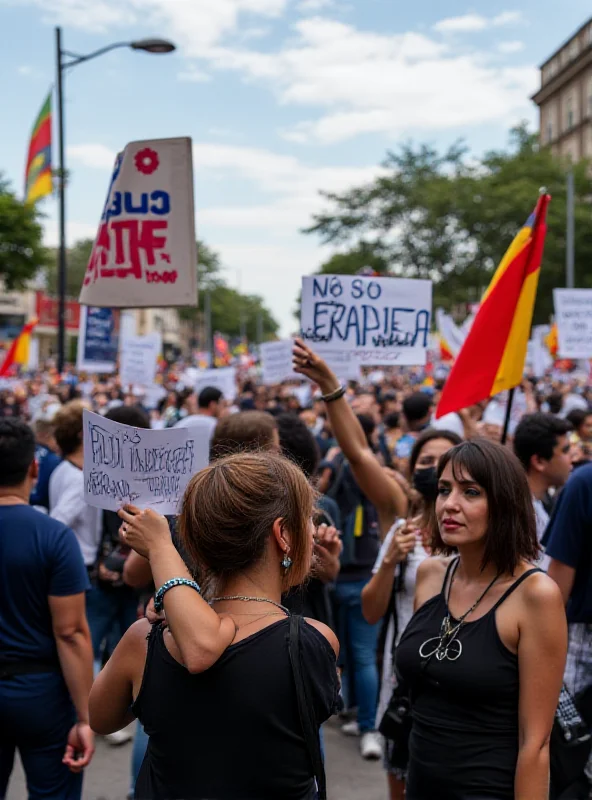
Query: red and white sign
[
  {"left": 36, "top": 291, "right": 81, "bottom": 330},
  {"left": 79, "top": 137, "right": 197, "bottom": 309}
]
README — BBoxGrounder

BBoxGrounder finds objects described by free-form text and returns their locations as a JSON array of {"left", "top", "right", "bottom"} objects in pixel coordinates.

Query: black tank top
[
  {"left": 133, "top": 618, "right": 340, "bottom": 800},
  {"left": 395, "top": 559, "right": 541, "bottom": 800}
]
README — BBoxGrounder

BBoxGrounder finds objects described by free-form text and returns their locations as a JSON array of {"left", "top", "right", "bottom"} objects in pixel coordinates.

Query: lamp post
[{"left": 55, "top": 27, "right": 175, "bottom": 373}]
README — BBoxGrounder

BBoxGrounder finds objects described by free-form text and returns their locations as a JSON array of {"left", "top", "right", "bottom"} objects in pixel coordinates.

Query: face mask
[{"left": 413, "top": 466, "right": 439, "bottom": 501}]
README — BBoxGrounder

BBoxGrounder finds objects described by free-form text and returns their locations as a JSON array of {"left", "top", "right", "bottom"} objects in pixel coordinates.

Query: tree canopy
[
  {"left": 45, "top": 238, "right": 92, "bottom": 296},
  {"left": 0, "top": 173, "right": 48, "bottom": 289},
  {"left": 305, "top": 125, "right": 592, "bottom": 323}
]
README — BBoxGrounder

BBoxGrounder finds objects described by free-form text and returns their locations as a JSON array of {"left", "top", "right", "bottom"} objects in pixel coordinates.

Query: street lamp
[{"left": 55, "top": 27, "right": 176, "bottom": 373}]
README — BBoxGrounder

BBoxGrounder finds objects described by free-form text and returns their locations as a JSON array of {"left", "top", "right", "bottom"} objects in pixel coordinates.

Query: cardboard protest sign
[
  {"left": 120, "top": 333, "right": 161, "bottom": 389},
  {"left": 83, "top": 409, "right": 208, "bottom": 513},
  {"left": 194, "top": 367, "right": 237, "bottom": 402},
  {"left": 77, "top": 306, "right": 118, "bottom": 373},
  {"left": 554, "top": 289, "right": 592, "bottom": 359},
  {"left": 79, "top": 137, "right": 197, "bottom": 308},
  {"left": 260, "top": 340, "right": 299, "bottom": 385},
  {"left": 300, "top": 275, "right": 432, "bottom": 366}
]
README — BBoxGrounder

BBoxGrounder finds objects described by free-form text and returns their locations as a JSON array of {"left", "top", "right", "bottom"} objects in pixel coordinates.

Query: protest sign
[
  {"left": 83, "top": 409, "right": 207, "bottom": 513},
  {"left": 194, "top": 367, "right": 237, "bottom": 401},
  {"left": 79, "top": 137, "right": 197, "bottom": 308},
  {"left": 529, "top": 325, "right": 552, "bottom": 377},
  {"left": 260, "top": 340, "right": 299, "bottom": 385},
  {"left": 77, "top": 306, "right": 118, "bottom": 373},
  {"left": 554, "top": 289, "right": 592, "bottom": 359},
  {"left": 120, "top": 333, "right": 161, "bottom": 388},
  {"left": 300, "top": 275, "right": 432, "bottom": 366}
]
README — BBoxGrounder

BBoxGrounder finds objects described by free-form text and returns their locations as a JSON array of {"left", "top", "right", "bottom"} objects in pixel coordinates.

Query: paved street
[{"left": 7, "top": 718, "right": 385, "bottom": 800}]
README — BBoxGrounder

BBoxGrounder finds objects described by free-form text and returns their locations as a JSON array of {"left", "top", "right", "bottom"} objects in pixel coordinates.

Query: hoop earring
[{"left": 281, "top": 553, "right": 293, "bottom": 570}]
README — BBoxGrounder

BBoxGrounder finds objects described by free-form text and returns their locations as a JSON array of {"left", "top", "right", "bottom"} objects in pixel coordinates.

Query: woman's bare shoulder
[
  {"left": 304, "top": 618, "right": 340, "bottom": 657},
  {"left": 414, "top": 555, "right": 454, "bottom": 609}
]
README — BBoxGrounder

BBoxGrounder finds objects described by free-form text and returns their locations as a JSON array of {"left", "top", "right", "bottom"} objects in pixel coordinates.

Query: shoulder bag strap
[{"left": 288, "top": 614, "right": 327, "bottom": 800}]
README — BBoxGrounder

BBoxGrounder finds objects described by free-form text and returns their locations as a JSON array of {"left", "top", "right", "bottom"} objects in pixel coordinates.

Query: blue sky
[{"left": 1, "top": 0, "right": 590, "bottom": 335}]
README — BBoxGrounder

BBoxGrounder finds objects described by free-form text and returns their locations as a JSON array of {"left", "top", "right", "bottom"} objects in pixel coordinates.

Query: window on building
[
  {"left": 566, "top": 96, "right": 574, "bottom": 130},
  {"left": 546, "top": 120, "right": 553, "bottom": 143}
]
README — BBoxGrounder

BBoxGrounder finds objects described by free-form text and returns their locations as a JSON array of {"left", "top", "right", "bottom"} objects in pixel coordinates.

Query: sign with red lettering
[
  {"left": 79, "top": 137, "right": 197, "bottom": 308},
  {"left": 36, "top": 291, "right": 81, "bottom": 330}
]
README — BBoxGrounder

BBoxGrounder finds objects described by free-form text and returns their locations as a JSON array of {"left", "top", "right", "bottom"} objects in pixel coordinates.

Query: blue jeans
[
  {"left": 86, "top": 585, "right": 138, "bottom": 668},
  {"left": 334, "top": 579, "right": 379, "bottom": 734},
  {"left": 131, "top": 720, "right": 149, "bottom": 794},
  {"left": 0, "top": 673, "right": 82, "bottom": 800}
]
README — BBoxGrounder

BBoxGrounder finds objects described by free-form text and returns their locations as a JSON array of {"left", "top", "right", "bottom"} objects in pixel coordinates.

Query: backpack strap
[{"left": 288, "top": 615, "right": 327, "bottom": 800}]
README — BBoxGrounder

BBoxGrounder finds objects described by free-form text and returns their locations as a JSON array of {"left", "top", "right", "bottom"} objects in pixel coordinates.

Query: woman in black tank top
[
  {"left": 89, "top": 452, "right": 340, "bottom": 799},
  {"left": 395, "top": 440, "right": 567, "bottom": 800}
]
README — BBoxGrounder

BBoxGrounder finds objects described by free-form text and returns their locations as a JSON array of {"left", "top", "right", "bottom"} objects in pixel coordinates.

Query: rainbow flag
[
  {"left": 24, "top": 93, "right": 52, "bottom": 204},
  {"left": 436, "top": 193, "right": 551, "bottom": 418},
  {"left": 0, "top": 319, "right": 38, "bottom": 376}
]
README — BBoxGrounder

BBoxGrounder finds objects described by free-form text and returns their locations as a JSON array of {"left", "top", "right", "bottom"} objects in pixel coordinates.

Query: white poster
[
  {"left": 554, "top": 289, "right": 592, "bottom": 359},
  {"left": 194, "top": 367, "right": 237, "bottom": 401},
  {"left": 300, "top": 274, "right": 432, "bottom": 366},
  {"left": 77, "top": 306, "right": 118, "bottom": 373},
  {"left": 260, "top": 340, "right": 299, "bottom": 385},
  {"left": 79, "top": 137, "right": 197, "bottom": 308},
  {"left": 530, "top": 324, "right": 552, "bottom": 377},
  {"left": 120, "top": 333, "right": 161, "bottom": 388},
  {"left": 83, "top": 409, "right": 208, "bottom": 514}
]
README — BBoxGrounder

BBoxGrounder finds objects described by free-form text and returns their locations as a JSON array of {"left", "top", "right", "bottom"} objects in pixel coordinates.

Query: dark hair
[
  {"left": 276, "top": 413, "right": 321, "bottom": 479},
  {"left": 356, "top": 413, "right": 375, "bottom": 449},
  {"left": 431, "top": 439, "right": 539, "bottom": 574},
  {"left": 402, "top": 392, "right": 432, "bottom": 425},
  {"left": 198, "top": 387, "right": 223, "bottom": 409},
  {"left": 176, "top": 388, "right": 194, "bottom": 410},
  {"left": 565, "top": 408, "right": 592, "bottom": 434},
  {"left": 179, "top": 451, "right": 314, "bottom": 593},
  {"left": 513, "top": 413, "right": 572, "bottom": 471},
  {"left": 105, "top": 405, "right": 151, "bottom": 429},
  {"left": 53, "top": 400, "right": 85, "bottom": 456},
  {"left": 409, "top": 428, "right": 462, "bottom": 475},
  {"left": 383, "top": 411, "right": 400, "bottom": 431},
  {"left": 210, "top": 411, "right": 277, "bottom": 460},
  {"left": 547, "top": 392, "right": 563, "bottom": 415},
  {"left": 0, "top": 419, "right": 35, "bottom": 486}
]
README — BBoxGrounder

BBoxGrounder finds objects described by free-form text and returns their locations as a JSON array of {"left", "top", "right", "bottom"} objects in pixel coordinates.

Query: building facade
[{"left": 532, "top": 16, "right": 592, "bottom": 161}]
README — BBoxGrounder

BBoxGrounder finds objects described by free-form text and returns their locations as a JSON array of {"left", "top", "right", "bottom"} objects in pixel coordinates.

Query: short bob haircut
[
  {"left": 210, "top": 411, "right": 278, "bottom": 460},
  {"left": 179, "top": 451, "right": 315, "bottom": 595},
  {"left": 431, "top": 439, "right": 539, "bottom": 575},
  {"left": 53, "top": 400, "right": 85, "bottom": 457},
  {"left": 409, "top": 428, "right": 463, "bottom": 476}
]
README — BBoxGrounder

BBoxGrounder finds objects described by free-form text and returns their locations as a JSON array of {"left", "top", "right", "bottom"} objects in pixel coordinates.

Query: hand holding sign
[
  {"left": 119, "top": 505, "right": 170, "bottom": 559},
  {"left": 292, "top": 338, "right": 340, "bottom": 395}
]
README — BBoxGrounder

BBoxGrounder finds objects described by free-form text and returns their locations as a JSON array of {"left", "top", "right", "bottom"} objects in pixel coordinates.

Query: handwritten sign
[
  {"left": 554, "top": 289, "right": 592, "bottom": 359},
  {"left": 260, "top": 340, "right": 299, "bottom": 385},
  {"left": 300, "top": 275, "right": 432, "bottom": 366},
  {"left": 79, "top": 137, "right": 197, "bottom": 308},
  {"left": 120, "top": 333, "right": 161, "bottom": 388},
  {"left": 194, "top": 367, "right": 237, "bottom": 402},
  {"left": 83, "top": 409, "right": 207, "bottom": 513},
  {"left": 77, "top": 306, "right": 118, "bottom": 373}
]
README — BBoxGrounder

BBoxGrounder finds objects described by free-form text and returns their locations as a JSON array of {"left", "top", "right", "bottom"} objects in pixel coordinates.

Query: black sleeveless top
[
  {"left": 133, "top": 618, "right": 340, "bottom": 800},
  {"left": 395, "top": 559, "right": 541, "bottom": 800}
]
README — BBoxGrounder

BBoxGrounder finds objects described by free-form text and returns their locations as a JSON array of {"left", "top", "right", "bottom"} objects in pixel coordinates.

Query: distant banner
[
  {"left": 77, "top": 306, "right": 118, "bottom": 373},
  {"left": 260, "top": 340, "right": 299, "bottom": 385},
  {"left": 120, "top": 333, "right": 161, "bottom": 388},
  {"left": 79, "top": 137, "right": 197, "bottom": 308},
  {"left": 300, "top": 275, "right": 432, "bottom": 366},
  {"left": 554, "top": 289, "right": 592, "bottom": 359},
  {"left": 194, "top": 367, "right": 236, "bottom": 401},
  {"left": 83, "top": 409, "right": 207, "bottom": 514}
]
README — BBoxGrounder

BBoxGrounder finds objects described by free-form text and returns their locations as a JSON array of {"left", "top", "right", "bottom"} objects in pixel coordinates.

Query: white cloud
[
  {"left": 17, "top": 65, "right": 33, "bottom": 75},
  {"left": 67, "top": 143, "right": 117, "bottom": 169},
  {"left": 497, "top": 40, "right": 525, "bottom": 54},
  {"left": 433, "top": 10, "right": 523, "bottom": 34},
  {"left": 297, "top": 0, "right": 335, "bottom": 11},
  {"left": 177, "top": 66, "right": 211, "bottom": 83},
  {"left": 43, "top": 221, "right": 99, "bottom": 248}
]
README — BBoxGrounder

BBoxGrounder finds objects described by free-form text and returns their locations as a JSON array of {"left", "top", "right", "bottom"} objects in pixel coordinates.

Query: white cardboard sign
[
  {"left": 83, "top": 409, "right": 208, "bottom": 513},
  {"left": 120, "top": 333, "right": 161, "bottom": 388},
  {"left": 554, "top": 289, "right": 592, "bottom": 359},
  {"left": 260, "top": 340, "right": 299, "bottom": 385},
  {"left": 300, "top": 274, "right": 432, "bottom": 366},
  {"left": 79, "top": 137, "right": 197, "bottom": 308},
  {"left": 194, "top": 367, "right": 237, "bottom": 401}
]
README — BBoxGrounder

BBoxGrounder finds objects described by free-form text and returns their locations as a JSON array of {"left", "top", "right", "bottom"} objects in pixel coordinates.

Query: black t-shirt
[{"left": 133, "top": 618, "right": 340, "bottom": 800}]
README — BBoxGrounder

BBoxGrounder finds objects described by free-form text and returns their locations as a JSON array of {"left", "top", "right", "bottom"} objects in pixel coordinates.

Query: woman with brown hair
[
  {"left": 395, "top": 439, "right": 567, "bottom": 799},
  {"left": 88, "top": 451, "right": 340, "bottom": 800}
]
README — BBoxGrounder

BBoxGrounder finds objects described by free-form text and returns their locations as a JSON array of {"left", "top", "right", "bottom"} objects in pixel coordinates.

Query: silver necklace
[{"left": 209, "top": 595, "right": 290, "bottom": 615}]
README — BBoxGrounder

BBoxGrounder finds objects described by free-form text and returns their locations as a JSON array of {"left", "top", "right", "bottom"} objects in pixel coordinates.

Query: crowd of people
[{"left": 0, "top": 341, "right": 591, "bottom": 800}]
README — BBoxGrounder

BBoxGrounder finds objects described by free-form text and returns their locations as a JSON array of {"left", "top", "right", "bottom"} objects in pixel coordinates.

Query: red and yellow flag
[
  {"left": 24, "top": 93, "right": 52, "bottom": 204},
  {"left": 436, "top": 193, "right": 551, "bottom": 418},
  {"left": 0, "top": 319, "right": 38, "bottom": 376}
]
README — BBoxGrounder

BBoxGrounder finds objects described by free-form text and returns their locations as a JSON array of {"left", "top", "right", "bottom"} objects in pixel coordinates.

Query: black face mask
[{"left": 413, "top": 466, "right": 439, "bottom": 502}]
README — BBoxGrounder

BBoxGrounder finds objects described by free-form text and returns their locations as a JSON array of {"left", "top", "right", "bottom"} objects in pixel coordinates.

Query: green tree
[
  {"left": 45, "top": 238, "right": 93, "bottom": 296},
  {"left": 0, "top": 173, "right": 48, "bottom": 289},
  {"left": 305, "top": 125, "right": 592, "bottom": 323}
]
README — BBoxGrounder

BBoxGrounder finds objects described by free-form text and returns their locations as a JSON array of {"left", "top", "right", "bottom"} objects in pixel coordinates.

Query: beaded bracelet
[
  {"left": 154, "top": 578, "right": 201, "bottom": 613},
  {"left": 321, "top": 384, "right": 346, "bottom": 403}
]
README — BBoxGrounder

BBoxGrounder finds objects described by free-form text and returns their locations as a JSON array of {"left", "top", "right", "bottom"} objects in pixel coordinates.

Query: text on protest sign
[
  {"left": 120, "top": 333, "right": 161, "bottom": 388},
  {"left": 79, "top": 137, "right": 197, "bottom": 308},
  {"left": 77, "top": 306, "right": 118, "bottom": 373},
  {"left": 300, "top": 275, "right": 432, "bottom": 366},
  {"left": 553, "top": 289, "right": 592, "bottom": 359},
  {"left": 194, "top": 367, "right": 237, "bottom": 402},
  {"left": 260, "top": 340, "right": 299, "bottom": 385},
  {"left": 83, "top": 409, "right": 208, "bottom": 514}
]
